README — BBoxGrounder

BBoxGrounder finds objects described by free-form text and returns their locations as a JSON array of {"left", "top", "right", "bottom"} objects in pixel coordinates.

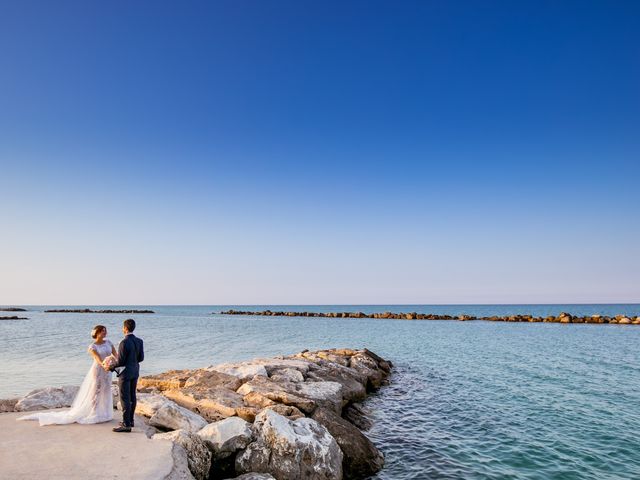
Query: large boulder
[
  {"left": 15, "top": 385, "right": 79, "bottom": 412},
  {"left": 236, "top": 409, "right": 343, "bottom": 480},
  {"left": 136, "top": 392, "right": 172, "bottom": 417},
  {"left": 311, "top": 407, "right": 384, "bottom": 479},
  {"left": 197, "top": 416, "right": 253, "bottom": 458},
  {"left": 148, "top": 401, "right": 208, "bottom": 433},
  {"left": 164, "top": 386, "right": 244, "bottom": 421},
  {"left": 269, "top": 368, "right": 304, "bottom": 383},
  {"left": 237, "top": 376, "right": 316, "bottom": 413},
  {"left": 209, "top": 362, "right": 269, "bottom": 381},
  {"left": 139, "top": 370, "right": 195, "bottom": 391},
  {"left": 184, "top": 370, "right": 243, "bottom": 391},
  {"left": 305, "top": 363, "right": 367, "bottom": 404},
  {"left": 288, "top": 381, "right": 343, "bottom": 414},
  {"left": 153, "top": 429, "right": 211, "bottom": 480},
  {"left": 348, "top": 354, "right": 385, "bottom": 389}
]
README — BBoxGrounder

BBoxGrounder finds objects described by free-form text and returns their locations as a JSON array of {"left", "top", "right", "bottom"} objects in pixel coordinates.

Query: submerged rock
[{"left": 236, "top": 409, "right": 343, "bottom": 480}]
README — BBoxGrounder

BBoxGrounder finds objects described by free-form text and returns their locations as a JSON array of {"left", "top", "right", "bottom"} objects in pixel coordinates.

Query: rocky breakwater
[
  {"left": 137, "top": 348, "right": 392, "bottom": 480},
  {"left": 44, "top": 308, "right": 155, "bottom": 314},
  {"left": 0, "top": 315, "right": 28, "bottom": 320},
  {"left": 219, "top": 310, "right": 640, "bottom": 324}
]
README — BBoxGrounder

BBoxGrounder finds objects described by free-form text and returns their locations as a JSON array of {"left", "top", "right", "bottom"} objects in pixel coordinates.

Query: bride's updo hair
[{"left": 91, "top": 325, "right": 106, "bottom": 339}]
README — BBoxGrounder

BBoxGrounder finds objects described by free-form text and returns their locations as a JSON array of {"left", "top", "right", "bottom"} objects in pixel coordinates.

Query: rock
[
  {"left": 0, "top": 307, "right": 26, "bottom": 311},
  {"left": 236, "top": 409, "right": 343, "bottom": 480},
  {"left": 312, "top": 407, "right": 384, "bottom": 479},
  {"left": 237, "top": 376, "right": 316, "bottom": 413},
  {"left": 185, "top": 370, "right": 244, "bottom": 391},
  {"left": 15, "top": 385, "right": 79, "bottom": 412},
  {"left": 232, "top": 474, "right": 276, "bottom": 480},
  {"left": 139, "top": 370, "right": 195, "bottom": 391},
  {"left": 305, "top": 362, "right": 367, "bottom": 403},
  {"left": 262, "top": 404, "right": 305, "bottom": 420},
  {"left": 288, "top": 381, "right": 344, "bottom": 414},
  {"left": 197, "top": 416, "right": 253, "bottom": 458},
  {"left": 209, "top": 362, "right": 269, "bottom": 381},
  {"left": 269, "top": 368, "right": 305, "bottom": 383},
  {"left": 136, "top": 392, "right": 172, "bottom": 417},
  {"left": 164, "top": 386, "right": 244, "bottom": 421},
  {"left": 250, "top": 358, "right": 313, "bottom": 376},
  {"left": 618, "top": 317, "right": 632, "bottom": 324},
  {"left": 153, "top": 429, "right": 211, "bottom": 480},
  {"left": 349, "top": 354, "right": 386, "bottom": 389},
  {"left": 633, "top": 317, "right": 640, "bottom": 325},
  {"left": 148, "top": 401, "right": 208, "bottom": 433},
  {"left": 342, "top": 403, "right": 373, "bottom": 431},
  {"left": 0, "top": 398, "right": 18, "bottom": 413},
  {"left": 0, "top": 316, "right": 28, "bottom": 320}
]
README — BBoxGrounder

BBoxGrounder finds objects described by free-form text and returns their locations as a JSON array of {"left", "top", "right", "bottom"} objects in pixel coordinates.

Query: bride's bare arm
[
  {"left": 87, "top": 346, "right": 103, "bottom": 365},
  {"left": 111, "top": 343, "right": 118, "bottom": 358}
]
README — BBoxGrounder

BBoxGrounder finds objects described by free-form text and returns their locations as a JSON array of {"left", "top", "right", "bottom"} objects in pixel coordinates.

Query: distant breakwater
[
  {"left": 219, "top": 310, "right": 640, "bottom": 324},
  {"left": 44, "top": 309, "right": 155, "bottom": 314}
]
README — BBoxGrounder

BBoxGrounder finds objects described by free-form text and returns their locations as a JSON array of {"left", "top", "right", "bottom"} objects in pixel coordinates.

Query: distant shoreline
[
  {"left": 44, "top": 309, "right": 155, "bottom": 314},
  {"left": 218, "top": 309, "right": 640, "bottom": 324}
]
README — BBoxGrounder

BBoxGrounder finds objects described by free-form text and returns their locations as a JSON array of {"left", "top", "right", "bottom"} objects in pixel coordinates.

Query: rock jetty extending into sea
[
  {"left": 0, "top": 307, "right": 27, "bottom": 312},
  {"left": 0, "top": 316, "right": 28, "bottom": 320},
  {"left": 44, "top": 308, "right": 155, "bottom": 314},
  {"left": 218, "top": 310, "right": 640, "bottom": 325},
  {"left": 1, "top": 348, "right": 392, "bottom": 480}
]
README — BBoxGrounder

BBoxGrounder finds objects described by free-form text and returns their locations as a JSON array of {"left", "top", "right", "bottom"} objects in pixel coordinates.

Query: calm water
[{"left": 1, "top": 304, "right": 640, "bottom": 479}]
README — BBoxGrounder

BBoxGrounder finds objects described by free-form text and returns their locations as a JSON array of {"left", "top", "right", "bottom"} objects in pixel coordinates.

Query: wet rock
[
  {"left": 197, "top": 416, "right": 253, "bottom": 458},
  {"left": 342, "top": 403, "right": 373, "bottom": 431},
  {"left": 15, "top": 385, "right": 79, "bottom": 412},
  {"left": 153, "top": 429, "right": 211, "bottom": 480},
  {"left": 236, "top": 409, "right": 343, "bottom": 480},
  {"left": 312, "top": 407, "right": 384, "bottom": 479}
]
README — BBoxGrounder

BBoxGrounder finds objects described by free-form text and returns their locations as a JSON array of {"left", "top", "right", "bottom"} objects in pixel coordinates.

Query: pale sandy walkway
[{"left": 0, "top": 411, "right": 180, "bottom": 479}]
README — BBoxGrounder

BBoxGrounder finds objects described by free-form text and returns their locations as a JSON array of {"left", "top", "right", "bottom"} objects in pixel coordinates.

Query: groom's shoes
[
  {"left": 118, "top": 421, "right": 134, "bottom": 428},
  {"left": 112, "top": 425, "right": 131, "bottom": 433}
]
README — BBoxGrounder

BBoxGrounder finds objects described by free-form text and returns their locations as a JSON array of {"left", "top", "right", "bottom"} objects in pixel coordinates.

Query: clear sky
[{"left": 1, "top": 1, "right": 638, "bottom": 305}]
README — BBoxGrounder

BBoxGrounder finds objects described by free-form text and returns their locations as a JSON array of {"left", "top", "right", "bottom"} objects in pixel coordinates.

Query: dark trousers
[{"left": 118, "top": 377, "right": 138, "bottom": 427}]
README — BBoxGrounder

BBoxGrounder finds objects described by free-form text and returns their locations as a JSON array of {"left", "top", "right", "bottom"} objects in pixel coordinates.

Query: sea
[{"left": 1, "top": 304, "right": 639, "bottom": 479}]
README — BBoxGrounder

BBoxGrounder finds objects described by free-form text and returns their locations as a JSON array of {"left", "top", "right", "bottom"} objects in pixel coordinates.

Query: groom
[{"left": 105, "top": 318, "right": 144, "bottom": 433}]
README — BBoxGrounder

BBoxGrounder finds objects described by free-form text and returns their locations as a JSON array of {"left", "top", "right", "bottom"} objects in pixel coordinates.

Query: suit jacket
[{"left": 111, "top": 333, "right": 144, "bottom": 380}]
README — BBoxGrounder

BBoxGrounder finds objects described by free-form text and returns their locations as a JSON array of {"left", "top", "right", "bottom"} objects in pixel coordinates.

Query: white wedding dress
[{"left": 18, "top": 340, "right": 115, "bottom": 426}]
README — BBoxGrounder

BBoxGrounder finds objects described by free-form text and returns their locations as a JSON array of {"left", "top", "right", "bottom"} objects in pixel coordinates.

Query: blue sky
[{"left": 1, "top": 1, "right": 638, "bottom": 304}]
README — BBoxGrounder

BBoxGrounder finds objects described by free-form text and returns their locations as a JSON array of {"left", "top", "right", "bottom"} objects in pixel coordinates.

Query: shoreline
[
  {"left": 1, "top": 347, "right": 392, "bottom": 480},
  {"left": 218, "top": 309, "right": 640, "bottom": 324}
]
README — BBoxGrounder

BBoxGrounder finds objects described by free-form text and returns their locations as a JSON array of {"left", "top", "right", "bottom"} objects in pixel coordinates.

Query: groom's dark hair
[{"left": 123, "top": 319, "right": 136, "bottom": 333}]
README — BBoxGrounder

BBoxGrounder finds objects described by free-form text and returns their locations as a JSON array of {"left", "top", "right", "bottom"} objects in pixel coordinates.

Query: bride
[{"left": 19, "top": 325, "right": 118, "bottom": 425}]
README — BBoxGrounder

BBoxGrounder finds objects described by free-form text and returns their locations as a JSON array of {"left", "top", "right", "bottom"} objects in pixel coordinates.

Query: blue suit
[{"left": 110, "top": 333, "right": 144, "bottom": 427}]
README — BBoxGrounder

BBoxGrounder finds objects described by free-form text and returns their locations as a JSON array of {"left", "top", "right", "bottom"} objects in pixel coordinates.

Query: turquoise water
[{"left": 1, "top": 305, "right": 639, "bottom": 479}]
